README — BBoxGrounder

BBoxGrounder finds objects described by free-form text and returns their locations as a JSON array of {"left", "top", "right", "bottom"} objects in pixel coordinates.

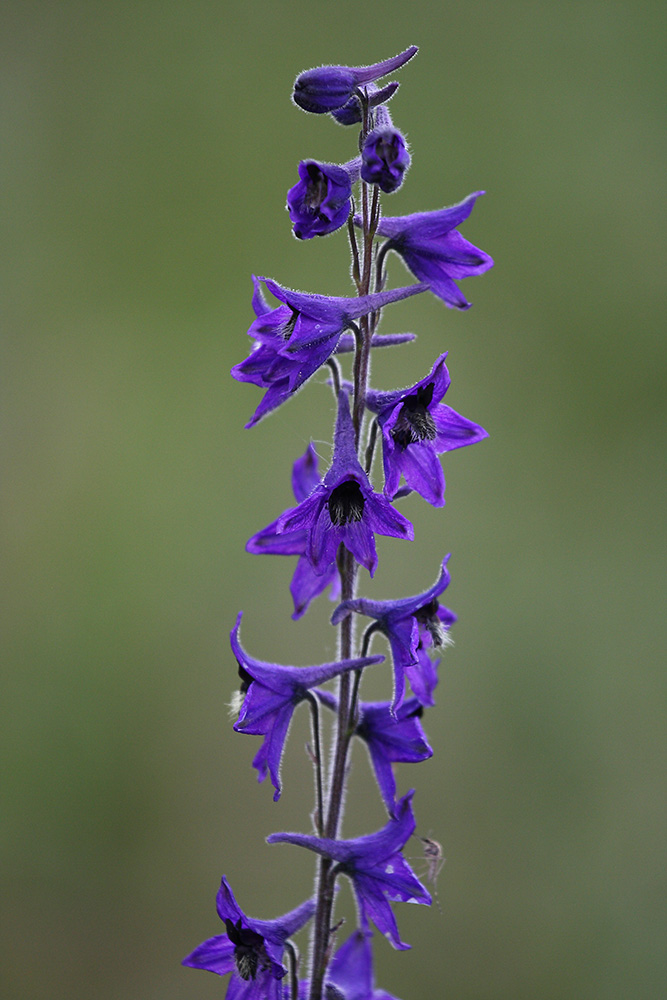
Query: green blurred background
[{"left": 2, "top": 1, "right": 665, "bottom": 997}]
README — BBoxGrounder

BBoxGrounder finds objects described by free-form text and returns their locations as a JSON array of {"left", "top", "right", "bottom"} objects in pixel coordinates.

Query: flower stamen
[{"left": 327, "top": 480, "right": 365, "bottom": 526}]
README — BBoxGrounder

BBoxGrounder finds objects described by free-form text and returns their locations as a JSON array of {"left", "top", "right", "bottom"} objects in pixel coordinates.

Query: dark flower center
[
  {"left": 376, "top": 133, "right": 400, "bottom": 166},
  {"left": 224, "top": 918, "right": 269, "bottom": 982},
  {"left": 327, "top": 480, "right": 365, "bottom": 526},
  {"left": 415, "top": 597, "right": 446, "bottom": 646},
  {"left": 305, "top": 164, "right": 329, "bottom": 210},
  {"left": 237, "top": 662, "right": 253, "bottom": 695},
  {"left": 280, "top": 307, "right": 299, "bottom": 341},
  {"left": 391, "top": 383, "right": 436, "bottom": 449},
  {"left": 325, "top": 986, "right": 347, "bottom": 1000}
]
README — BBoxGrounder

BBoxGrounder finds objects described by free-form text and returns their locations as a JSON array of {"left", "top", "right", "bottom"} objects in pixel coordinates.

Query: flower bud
[
  {"left": 331, "top": 80, "right": 400, "bottom": 126},
  {"left": 287, "top": 158, "right": 360, "bottom": 239},
  {"left": 292, "top": 46, "right": 417, "bottom": 114},
  {"left": 361, "top": 107, "right": 410, "bottom": 193}
]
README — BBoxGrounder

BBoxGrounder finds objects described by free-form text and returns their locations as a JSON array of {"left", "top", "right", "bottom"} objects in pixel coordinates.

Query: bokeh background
[{"left": 2, "top": 1, "right": 665, "bottom": 997}]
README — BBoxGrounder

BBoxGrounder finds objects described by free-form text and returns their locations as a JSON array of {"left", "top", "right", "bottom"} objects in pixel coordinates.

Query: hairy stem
[
  {"left": 326, "top": 357, "right": 342, "bottom": 398},
  {"left": 305, "top": 693, "right": 324, "bottom": 836},
  {"left": 285, "top": 941, "right": 299, "bottom": 1000}
]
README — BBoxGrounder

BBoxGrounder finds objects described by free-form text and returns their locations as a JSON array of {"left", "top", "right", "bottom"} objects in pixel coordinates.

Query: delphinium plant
[{"left": 183, "top": 45, "right": 493, "bottom": 999}]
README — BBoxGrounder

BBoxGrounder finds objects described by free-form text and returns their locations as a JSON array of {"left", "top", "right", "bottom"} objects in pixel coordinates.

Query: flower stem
[{"left": 305, "top": 692, "right": 324, "bottom": 836}]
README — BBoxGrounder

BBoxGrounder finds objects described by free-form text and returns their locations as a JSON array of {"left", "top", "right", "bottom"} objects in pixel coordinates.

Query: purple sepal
[
  {"left": 268, "top": 791, "right": 430, "bottom": 949},
  {"left": 332, "top": 557, "right": 455, "bottom": 713},
  {"left": 287, "top": 158, "right": 360, "bottom": 240},
  {"left": 276, "top": 392, "right": 414, "bottom": 578},
  {"left": 182, "top": 874, "right": 315, "bottom": 989},
  {"left": 331, "top": 80, "right": 400, "bottom": 125},
  {"left": 357, "top": 191, "right": 494, "bottom": 309},
  {"left": 293, "top": 46, "right": 417, "bottom": 114},
  {"left": 231, "top": 612, "right": 383, "bottom": 800},
  {"left": 317, "top": 690, "right": 432, "bottom": 816},
  {"left": 246, "top": 444, "right": 340, "bottom": 619},
  {"left": 365, "top": 353, "right": 488, "bottom": 505}
]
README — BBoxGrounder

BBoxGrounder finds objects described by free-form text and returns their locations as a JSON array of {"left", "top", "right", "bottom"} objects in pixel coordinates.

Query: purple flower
[
  {"left": 358, "top": 191, "right": 494, "bottom": 309},
  {"left": 230, "top": 612, "right": 383, "bottom": 800},
  {"left": 317, "top": 690, "right": 432, "bottom": 816},
  {"left": 246, "top": 444, "right": 340, "bottom": 620},
  {"left": 232, "top": 278, "right": 426, "bottom": 427},
  {"left": 364, "top": 352, "right": 488, "bottom": 506},
  {"left": 299, "top": 930, "right": 402, "bottom": 1000},
  {"left": 331, "top": 558, "right": 456, "bottom": 713},
  {"left": 361, "top": 106, "right": 410, "bottom": 194},
  {"left": 182, "top": 874, "right": 315, "bottom": 997},
  {"left": 331, "top": 80, "right": 400, "bottom": 126},
  {"left": 287, "top": 158, "right": 360, "bottom": 240},
  {"left": 293, "top": 46, "right": 418, "bottom": 114},
  {"left": 277, "top": 391, "right": 414, "bottom": 578},
  {"left": 268, "top": 791, "right": 430, "bottom": 949}
]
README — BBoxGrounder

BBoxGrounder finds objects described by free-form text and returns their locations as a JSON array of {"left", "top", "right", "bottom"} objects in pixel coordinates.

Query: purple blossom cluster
[{"left": 184, "top": 46, "right": 492, "bottom": 999}]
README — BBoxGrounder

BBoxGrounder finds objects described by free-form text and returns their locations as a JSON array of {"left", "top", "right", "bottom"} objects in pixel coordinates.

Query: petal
[
  {"left": 363, "top": 491, "right": 414, "bottom": 542},
  {"left": 277, "top": 489, "right": 326, "bottom": 536},
  {"left": 365, "top": 352, "right": 450, "bottom": 414},
  {"left": 181, "top": 933, "right": 236, "bottom": 975},
  {"left": 268, "top": 791, "right": 417, "bottom": 867},
  {"left": 374, "top": 191, "right": 485, "bottom": 241},
  {"left": 251, "top": 274, "right": 273, "bottom": 318},
  {"left": 231, "top": 612, "right": 384, "bottom": 694},
  {"left": 366, "top": 740, "right": 398, "bottom": 815},
  {"left": 249, "top": 894, "right": 317, "bottom": 946},
  {"left": 327, "top": 931, "right": 374, "bottom": 999},
  {"left": 246, "top": 519, "right": 306, "bottom": 557},
  {"left": 331, "top": 557, "right": 451, "bottom": 628},
  {"left": 290, "top": 556, "right": 338, "bottom": 620},
  {"left": 405, "top": 650, "right": 439, "bottom": 707},
  {"left": 351, "top": 873, "right": 411, "bottom": 950},
  {"left": 353, "top": 45, "right": 419, "bottom": 85},
  {"left": 244, "top": 378, "right": 294, "bottom": 429},
  {"left": 251, "top": 704, "right": 295, "bottom": 800},
  {"left": 292, "top": 443, "right": 322, "bottom": 501},
  {"left": 235, "top": 685, "right": 290, "bottom": 733},
  {"left": 215, "top": 875, "right": 245, "bottom": 923},
  {"left": 433, "top": 405, "right": 488, "bottom": 451},
  {"left": 389, "top": 441, "right": 446, "bottom": 507},
  {"left": 226, "top": 973, "right": 283, "bottom": 1000},
  {"left": 403, "top": 253, "right": 472, "bottom": 309},
  {"left": 308, "top": 500, "right": 345, "bottom": 574},
  {"left": 342, "top": 518, "right": 379, "bottom": 576}
]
